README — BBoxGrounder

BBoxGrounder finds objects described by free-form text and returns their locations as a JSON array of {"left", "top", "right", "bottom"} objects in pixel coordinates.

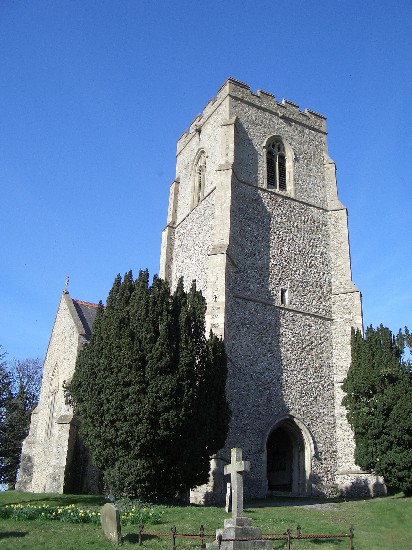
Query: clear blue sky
[{"left": 1, "top": 0, "right": 411, "bottom": 361}]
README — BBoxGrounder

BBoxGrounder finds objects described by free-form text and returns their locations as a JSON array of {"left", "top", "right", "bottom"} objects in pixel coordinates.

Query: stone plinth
[
  {"left": 207, "top": 449, "right": 271, "bottom": 549},
  {"left": 207, "top": 517, "right": 271, "bottom": 549}
]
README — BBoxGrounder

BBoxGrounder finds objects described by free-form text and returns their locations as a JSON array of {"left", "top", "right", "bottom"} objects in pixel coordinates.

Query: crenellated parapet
[{"left": 177, "top": 77, "right": 327, "bottom": 154}]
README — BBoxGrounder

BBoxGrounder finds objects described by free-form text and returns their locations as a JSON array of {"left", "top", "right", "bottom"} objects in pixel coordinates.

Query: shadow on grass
[
  {"left": 123, "top": 533, "right": 160, "bottom": 544},
  {"left": 0, "top": 531, "right": 28, "bottom": 539},
  {"left": 385, "top": 487, "right": 411, "bottom": 499},
  {"left": 309, "top": 539, "right": 343, "bottom": 545},
  {"left": 271, "top": 538, "right": 345, "bottom": 548},
  {"left": 247, "top": 496, "right": 355, "bottom": 508}
]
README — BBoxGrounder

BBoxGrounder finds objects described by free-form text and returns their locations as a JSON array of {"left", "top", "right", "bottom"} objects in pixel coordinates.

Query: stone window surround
[
  {"left": 263, "top": 136, "right": 295, "bottom": 196},
  {"left": 45, "top": 363, "right": 59, "bottom": 440},
  {"left": 190, "top": 149, "right": 207, "bottom": 210},
  {"left": 263, "top": 414, "right": 315, "bottom": 496}
]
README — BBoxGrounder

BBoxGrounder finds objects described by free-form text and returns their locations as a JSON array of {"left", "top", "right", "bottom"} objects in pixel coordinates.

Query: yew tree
[
  {"left": 67, "top": 271, "right": 230, "bottom": 499},
  {"left": 343, "top": 325, "right": 412, "bottom": 496}
]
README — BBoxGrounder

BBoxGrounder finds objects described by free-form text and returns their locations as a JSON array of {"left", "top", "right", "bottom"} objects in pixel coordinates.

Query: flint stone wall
[
  {"left": 162, "top": 78, "right": 385, "bottom": 501},
  {"left": 230, "top": 98, "right": 328, "bottom": 209},
  {"left": 170, "top": 191, "right": 215, "bottom": 294}
]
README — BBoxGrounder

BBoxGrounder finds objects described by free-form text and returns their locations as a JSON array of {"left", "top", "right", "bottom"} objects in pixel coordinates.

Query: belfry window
[
  {"left": 191, "top": 150, "right": 207, "bottom": 209},
  {"left": 266, "top": 139, "right": 288, "bottom": 192}
]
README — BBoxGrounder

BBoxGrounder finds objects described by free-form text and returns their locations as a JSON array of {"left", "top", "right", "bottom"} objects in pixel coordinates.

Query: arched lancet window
[
  {"left": 265, "top": 137, "right": 293, "bottom": 193},
  {"left": 46, "top": 365, "right": 59, "bottom": 440},
  {"left": 191, "top": 150, "right": 207, "bottom": 209}
]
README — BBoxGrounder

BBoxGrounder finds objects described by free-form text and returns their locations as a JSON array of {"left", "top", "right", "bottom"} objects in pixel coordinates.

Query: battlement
[{"left": 177, "top": 78, "right": 327, "bottom": 152}]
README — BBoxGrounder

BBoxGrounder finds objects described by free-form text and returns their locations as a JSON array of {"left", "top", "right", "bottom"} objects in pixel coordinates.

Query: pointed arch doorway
[{"left": 266, "top": 416, "right": 313, "bottom": 496}]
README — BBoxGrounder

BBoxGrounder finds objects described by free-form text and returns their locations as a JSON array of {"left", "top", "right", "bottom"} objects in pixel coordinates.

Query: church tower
[{"left": 160, "top": 78, "right": 384, "bottom": 501}]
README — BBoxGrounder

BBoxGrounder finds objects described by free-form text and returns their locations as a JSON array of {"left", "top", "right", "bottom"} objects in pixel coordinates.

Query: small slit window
[{"left": 280, "top": 288, "right": 288, "bottom": 306}]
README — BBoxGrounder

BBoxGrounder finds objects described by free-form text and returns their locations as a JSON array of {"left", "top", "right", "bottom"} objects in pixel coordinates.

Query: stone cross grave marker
[
  {"left": 207, "top": 448, "right": 271, "bottom": 549},
  {"left": 100, "top": 503, "right": 122, "bottom": 545},
  {"left": 224, "top": 447, "right": 250, "bottom": 520}
]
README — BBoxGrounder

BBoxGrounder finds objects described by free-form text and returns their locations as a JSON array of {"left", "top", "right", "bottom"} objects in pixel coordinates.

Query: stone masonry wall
[
  {"left": 225, "top": 298, "right": 337, "bottom": 497},
  {"left": 170, "top": 191, "right": 215, "bottom": 294},
  {"left": 161, "top": 96, "right": 230, "bottom": 295},
  {"left": 162, "top": 79, "right": 344, "bottom": 500},
  {"left": 18, "top": 293, "right": 83, "bottom": 493},
  {"left": 174, "top": 98, "right": 229, "bottom": 224},
  {"left": 229, "top": 181, "right": 332, "bottom": 316},
  {"left": 225, "top": 170, "right": 338, "bottom": 496},
  {"left": 230, "top": 98, "right": 328, "bottom": 209},
  {"left": 160, "top": 78, "right": 386, "bottom": 500}
]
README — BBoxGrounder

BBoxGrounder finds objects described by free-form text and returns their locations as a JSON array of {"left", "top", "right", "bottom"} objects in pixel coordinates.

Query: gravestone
[
  {"left": 100, "top": 503, "right": 122, "bottom": 545},
  {"left": 207, "top": 448, "right": 271, "bottom": 549},
  {"left": 224, "top": 448, "right": 249, "bottom": 520}
]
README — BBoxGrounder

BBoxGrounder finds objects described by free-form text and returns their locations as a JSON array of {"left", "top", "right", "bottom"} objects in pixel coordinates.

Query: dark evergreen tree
[
  {"left": 67, "top": 271, "right": 230, "bottom": 499},
  {"left": 0, "top": 347, "right": 12, "bottom": 484},
  {"left": 343, "top": 325, "right": 412, "bottom": 496}
]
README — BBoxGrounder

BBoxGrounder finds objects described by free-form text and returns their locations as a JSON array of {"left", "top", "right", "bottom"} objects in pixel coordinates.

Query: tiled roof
[{"left": 72, "top": 299, "right": 99, "bottom": 336}]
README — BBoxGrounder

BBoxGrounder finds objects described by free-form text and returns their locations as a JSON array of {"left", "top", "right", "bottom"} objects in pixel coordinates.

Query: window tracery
[{"left": 265, "top": 137, "right": 293, "bottom": 194}]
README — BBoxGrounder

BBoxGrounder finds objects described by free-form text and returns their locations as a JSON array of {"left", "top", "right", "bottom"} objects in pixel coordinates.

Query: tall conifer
[
  {"left": 343, "top": 325, "right": 412, "bottom": 495},
  {"left": 67, "top": 271, "right": 230, "bottom": 499}
]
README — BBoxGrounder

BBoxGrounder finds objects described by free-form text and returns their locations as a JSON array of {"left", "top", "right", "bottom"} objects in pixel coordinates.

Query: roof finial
[{"left": 64, "top": 276, "right": 69, "bottom": 293}]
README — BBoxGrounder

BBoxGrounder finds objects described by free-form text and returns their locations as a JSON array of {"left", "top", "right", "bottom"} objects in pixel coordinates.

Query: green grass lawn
[{"left": 0, "top": 491, "right": 411, "bottom": 549}]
